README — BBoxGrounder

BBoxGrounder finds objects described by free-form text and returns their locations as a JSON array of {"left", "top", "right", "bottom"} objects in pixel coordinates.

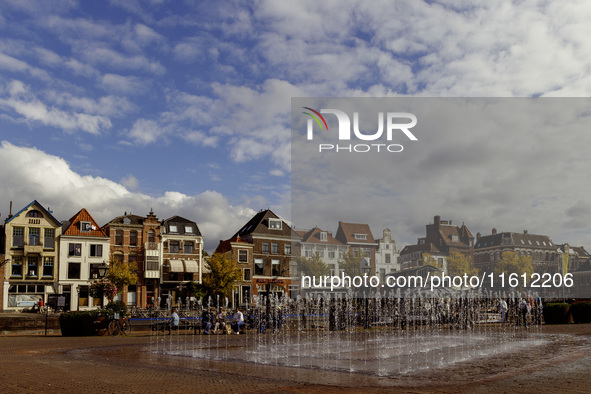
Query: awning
[
  {"left": 183, "top": 259, "right": 199, "bottom": 273},
  {"left": 168, "top": 259, "right": 184, "bottom": 272}
]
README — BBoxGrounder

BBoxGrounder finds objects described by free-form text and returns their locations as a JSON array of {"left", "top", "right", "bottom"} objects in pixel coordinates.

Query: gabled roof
[
  {"left": 233, "top": 209, "right": 299, "bottom": 239},
  {"left": 335, "top": 221, "right": 376, "bottom": 245},
  {"left": 299, "top": 227, "right": 344, "bottom": 246},
  {"left": 439, "top": 224, "right": 473, "bottom": 247},
  {"left": 475, "top": 231, "right": 555, "bottom": 249},
  {"left": 63, "top": 208, "right": 108, "bottom": 237},
  {"left": 5, "top": 200, "right": 61, "bottom": 226},
  {"left": 400, "top": 243, "right": 442, "bottom": 256},
  {"left": 215, "top": 235, "right": 252, "bottom": 254},
  {"left": 104, "top": 213, "right": 145, "bottom": 226}
]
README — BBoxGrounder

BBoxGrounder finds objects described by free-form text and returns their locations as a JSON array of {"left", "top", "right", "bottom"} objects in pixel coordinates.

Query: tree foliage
[
  {"left": 203, "top": 253, "right": 242, "bottom": 298},
  {"left": 296, "top": 253, "right": 330, "bottom": 277},
  {"left": 494, "top": 251, "right": 535, "bottom": 287},
  {"left": 338, "top": 250, "right": 366, "bottom": 277},
  {"left": 106, "top": 259, "right": 138, "bottom": 291},
  {"left": 446, "top": 251, "right": 478, "bottom": 277},
  {"left": 423, "top": 253, "right": 444, "bottom": 270}
]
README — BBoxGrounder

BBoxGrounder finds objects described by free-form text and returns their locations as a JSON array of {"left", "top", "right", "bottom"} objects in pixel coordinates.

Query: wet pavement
[{"left": 1, "top": 324, "right": 590, "bottom": 393}]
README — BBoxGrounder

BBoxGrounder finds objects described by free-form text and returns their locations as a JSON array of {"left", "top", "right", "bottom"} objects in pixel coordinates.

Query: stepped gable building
[
  {"left": 59, "top": 208, "right": 110, "bottom": 311},
  {"left": 399, "top": 215, "right": 474, "bottom": 272},
  {"left": 102, "top": 210, "right": 161, "bottom": 308},
  {"left": 160, "top": 215, "right": 203, "bottom": 309},
  {"left": 335, "top": 221, "right": 378, "bottom": 274},
  {"left": 216, "top": 209, "right": 299, "bottom": 304},
  {"left": 557, "top": 244, "right": 590, "bottom": 273},
  {"left": 2, "top": 201, "right": 62, "bottom": 311},
  {"left": 294, "top": 227, "right": 348, "bottom": 277},
  {"left": 375, "top": 229, "right": 400, "bottom": 280},
  {"left": 474, "top": 229, "right": 560, "bottom": 274}
]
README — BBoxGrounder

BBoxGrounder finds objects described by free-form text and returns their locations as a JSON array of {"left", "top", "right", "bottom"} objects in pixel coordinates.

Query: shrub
[
  {"left": 106, "top": 300, "right": 128, "bottom": 316},
  {"left": 570, "top": 301, "right": 591, "bottom": 324},
  {"left": 543, "top": 303, "right": 571, "bottom": 324},
  {"left": 59, "top": 310, "right": 111, "bottom": 336}
]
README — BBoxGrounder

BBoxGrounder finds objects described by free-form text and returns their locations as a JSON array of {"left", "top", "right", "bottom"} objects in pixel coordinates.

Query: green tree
[
  {"left": 106, "top": 259, "right": 138, "bottom": 292},
  {"left": 338, "top": 250, "right": 366, "bottom": 277},
  {"left": 296, "top": 253, "right": 330, "bottom": 277},
  {"left": 494, "top": 251, "right": 535, "bottom": 288},
  {"left": 203, "top": 253, "right": 242, "bottom": 298},
  {"left": 423, "top": 253, "right": 443, "bottom": 270},
  {"left": 446, "top": 251, "right": 478, "bottom": 277}
]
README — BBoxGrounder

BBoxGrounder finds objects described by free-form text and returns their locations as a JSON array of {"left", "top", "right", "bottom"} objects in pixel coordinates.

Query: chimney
[
  {"left": 434, "top": 215, "right": 440, "bottom": 227},
  {"left": 477, "top": 232, "right": 481, "bottom": 240},
  {"left": 524, "top": 230, "right": 528, "bottom": 234},
  {"left": 492, "top": 228, "right": 497, "bottom": 235}
]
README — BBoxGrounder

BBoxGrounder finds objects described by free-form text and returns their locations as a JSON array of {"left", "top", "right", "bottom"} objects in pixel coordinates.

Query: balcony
[{"left": 24, "top": 243, "right": 43, "bottom": 255}]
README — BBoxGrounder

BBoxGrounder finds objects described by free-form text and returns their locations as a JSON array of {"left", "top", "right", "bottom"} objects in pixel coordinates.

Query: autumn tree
[
  {"left": 202, "top": 253, "right": 242, "bottom": 299},
  {"left": 494, "top": 251, "right": 534, "bottom": 288},
  {"left": 295, "top": 253, "right": 330, "bottom": 277},
  {"left": 338, "top": 250, "right": 366, "bottom": 277},
  {"left": 106, "top": 258, "right": 138, "bottom": 292},
  {"left": 446, "top": 251, "right": 478, "bottom": 277},
  {"left": 423, "top": 253, "right": 444, "bottom": 270}
]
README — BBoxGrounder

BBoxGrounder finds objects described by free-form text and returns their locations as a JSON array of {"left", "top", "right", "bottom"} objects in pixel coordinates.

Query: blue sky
[{"left": 1, "top": 1, "right": 591, "bottom": 251}]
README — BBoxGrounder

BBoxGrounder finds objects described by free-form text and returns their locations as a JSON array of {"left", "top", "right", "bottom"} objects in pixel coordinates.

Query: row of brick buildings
[{"left": 2, "top": 201, "right": 590, "bottom": 312}]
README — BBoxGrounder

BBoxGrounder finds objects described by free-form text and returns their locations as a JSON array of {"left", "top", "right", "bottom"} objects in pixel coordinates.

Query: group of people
[
  {"left": 166, "top": 307, "right": 244, "bottom": 335},
  {"left": 498, "top": 293, "right": 543, "bottom": 328}
]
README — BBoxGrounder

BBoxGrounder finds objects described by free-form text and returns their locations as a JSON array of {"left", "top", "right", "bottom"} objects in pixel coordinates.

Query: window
[
  {"left": 255, "top": 258, "right": 264, "bottom": 275},
  {"left": 329, "top": 264, "right": 336, "bottom": 276},
  {"left": 80, "top": 221, "right": 92, "bottom": 232},
  {"left": 268, "top": 219, "right": 282, "bottom": 230},
  {"left": 305, "top": 246, "right": 313, "bottom": 258},
  {"left": 243, "top": 268, "right": 251, "bottom": 281},
  {"left": 13, "top": 227, "right": 24, "bottom": 247},
  {"left": 185, "top": 226, "right": 193, "bottom": 234},
  {"left": 90, "top": 244, "right": 103, "bottom": 257},
  {"left": 29, "top": 228, "right": 40, "bottom": 246},
  {"left": 242, "top": 286, "right": 251, "bottom": 304},
  {"left": 362, "top": 248, "right": 371, "bottom": 256},
  {"left": 146, "top": 256, "right": 159, "bottom": 271},
  {"left": 44, "top": 228, "right": 55, "bottom": 249},
  {"left": 148, "top": 229, "right": 155, "bottom": 244},
  {"left": 129, "top": 252, "right": 138, "bottom": 263},
  {"left": 27, "top": 257, "right": 38, "bottom": 277},
  {"left": 129, "top": 230, "right": 137, "bottom": 245},
  {"left": 11, "top": 257, "right": 23, "bottom": 277},
  {"left": 451, "top": 235, "right": 459, "bottom": 242},
  {"left": 328, "top": 248, "right": 336, "bottom": 259},
  {"left": 272, "top": 259, "right": 280, "bottom": 276},
  {"left": 169, "top": 225, "right": 178, "bottom": 233},
  {"left": 319, "top": 232, "right": 327, "bottom": 241},
  {"left": 184, "top": 241, "right": 194, "bottom": 254},
  {"left": 238, "top": 249, "right": 248, "bottom": 263},
  {"left": 68, "top": 243, "right": 82, "bottom": 257},
  {"left": 68, "top": 262, "right": 81, "bottom": 279},
  {"left": 385, "top": 254, "right": 391, "bottom": 264},
  {"left": 262, "top": 242, "right": 270, "bottom": 254},
  {"left": 354, "top": 233, "right": 367, "bottom": 240},
  {"left": 271, "top": 242, "right": 279, "bottom": 254},
  {"left": 170, "top": 241, "right": 180, "bottom": 253},
  {"left": 113, "top": 253, "right": 124, "bottom": 263},
  {"left": 43, "top": 257, "right": 54, "bottom": 277},
  {"left": 27, "top": 210, "right": 42, "bottom": 217},
  {"left": 115, "top": 230, "right": 123, "bottom": 245},
  {"left": 285, "top": 244, "right": 291, "bottom": 255}
]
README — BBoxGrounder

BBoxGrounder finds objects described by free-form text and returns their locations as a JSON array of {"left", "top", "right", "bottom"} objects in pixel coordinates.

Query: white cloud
[
  {"left": 0, "top": 141, "right": 257, "bottom": 251},
  {"left": 101, "top": 74, "right": 147, "bottom": 95},
  {"left": 128, "top": 118, "right": 162, "bottom": 145},
  {"left": 0, "top": 80, "right": 111, "bottom": 134},
  {"left": 120, "top": 174, "right": 139, "bottom": 190}
]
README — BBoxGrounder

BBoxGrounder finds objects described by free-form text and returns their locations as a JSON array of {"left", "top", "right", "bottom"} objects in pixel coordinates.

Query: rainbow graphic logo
[{"left": 302, "top": 107, "right": 329, "bottom": 131}]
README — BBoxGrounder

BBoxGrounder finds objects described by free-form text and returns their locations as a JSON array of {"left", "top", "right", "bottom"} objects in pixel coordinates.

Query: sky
[{"left": 1, "top": 1, "right": 591, "bottom": 252}]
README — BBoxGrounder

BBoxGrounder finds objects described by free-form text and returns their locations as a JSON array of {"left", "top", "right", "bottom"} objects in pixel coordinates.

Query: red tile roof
[{"left": 63, "top": 208, "right": 108, "bottom": 237}]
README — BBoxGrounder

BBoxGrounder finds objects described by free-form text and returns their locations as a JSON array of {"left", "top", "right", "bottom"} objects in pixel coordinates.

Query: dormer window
[
  {"left": 319, "top": 232, "right": 327, "bottom": 241},
  {"left": 451, "top": 235, "right": 458, "bottom": 242},
  {"left": 354, "top": 233, "right": 367, "bottom": 240},
  {"left": 169, "top": 225, "right": 178, "bottom": 233},
  {"left": 80, "top": 221, "right": 92, "bottom": 232},
  {"left": 185, "top": 226, "right": 193, "bottom": 234},
  {"left": 269, "top": 219, "right": 282, "bottom": 230}
]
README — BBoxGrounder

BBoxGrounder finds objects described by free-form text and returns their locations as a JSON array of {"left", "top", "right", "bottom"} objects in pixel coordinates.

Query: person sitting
[
  {"left": 213, "top": 308, "right": 226, "bottom": 334},
  {"left": 202, "top": 309, "right": 212, "bottom": 334},
  {"left": 168, "top": 308, "right": 180, "bottom": 334},
  {"left": 231, "top": 307, "right": 244, "bottom": 334}
]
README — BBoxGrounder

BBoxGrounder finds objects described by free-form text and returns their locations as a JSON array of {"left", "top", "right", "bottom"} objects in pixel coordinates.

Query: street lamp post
[{"left": 95, "top": 262, "right": 110, "bottom": 308}]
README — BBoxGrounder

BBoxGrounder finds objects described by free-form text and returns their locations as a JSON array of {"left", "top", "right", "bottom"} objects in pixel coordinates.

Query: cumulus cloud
[{"left": 0, "top": 141, "right": 256, "bottom": 251}]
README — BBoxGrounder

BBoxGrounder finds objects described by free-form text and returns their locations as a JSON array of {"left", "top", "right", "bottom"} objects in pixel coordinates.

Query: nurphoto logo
[{"left": 302, "top": 106, "right": 418, "bottom": 153}]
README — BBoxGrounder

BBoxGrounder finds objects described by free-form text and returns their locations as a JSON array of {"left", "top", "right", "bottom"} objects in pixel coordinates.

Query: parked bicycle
[{"left": 106, "top": 313, "right": 132, "bottom": 336}]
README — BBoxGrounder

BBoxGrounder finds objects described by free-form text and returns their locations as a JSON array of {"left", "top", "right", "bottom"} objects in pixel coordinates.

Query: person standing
[
  {"left": 201, "top": 309, "right": 212, "bottom": 334},
  {"left": 168, "top": 308, "right": 180, "bottom": 334},
  {"left": 499, "top": 298, "right": 508, "bottom": 324}
]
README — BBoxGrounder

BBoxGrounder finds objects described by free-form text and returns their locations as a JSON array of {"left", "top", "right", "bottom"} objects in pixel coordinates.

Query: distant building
[
  {"left": 335, "top": 221, "right": 378, "bottom": 274},
  {"left": 2, "top": 201, "right": 62, "bottom": 311},
  {"left": 375, "top": 228, "right": 400, "bottom": 281},
  {"left": 294, "top": 227, "right": 348, "bottom": 276},
  {"left": 399, "top": 215, "right": 473, "bottom": 272},
  {"left": 59, "top": 208, "right": 110, "bottom": 311},
  {"left": 474, "top": 229, "right": 559, "bottom": 274}
]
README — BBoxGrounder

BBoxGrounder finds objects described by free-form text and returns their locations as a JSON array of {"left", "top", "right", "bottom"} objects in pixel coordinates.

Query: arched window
[
  {"left": 130, "top": 230, "right": 137, "bottom": 246},
  {"left": 27, "top": 210, "right": 42, "bottom": 217}
]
